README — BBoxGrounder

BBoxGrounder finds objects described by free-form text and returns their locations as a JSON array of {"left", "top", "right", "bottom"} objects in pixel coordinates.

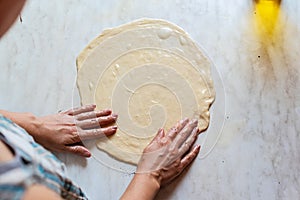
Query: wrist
[
  {"left": 0, "top": 110, "right": 41, "bottom": 137},
  {"left": 121, "top": 173, "right": 160, "bottom": 200},
  {"left": 19, "top": 112, "right": 42, "bottom": 137},
  {"left": 134, "top": 172, "right": 161, "bottom": 190}
]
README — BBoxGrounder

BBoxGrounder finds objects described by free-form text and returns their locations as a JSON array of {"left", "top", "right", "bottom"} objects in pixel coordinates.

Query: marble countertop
[{"left": 0, "top": 0, "right": 299, "bottom": 199}]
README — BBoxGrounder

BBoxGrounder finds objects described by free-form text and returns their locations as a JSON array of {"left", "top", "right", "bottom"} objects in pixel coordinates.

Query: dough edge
[{"left": 76, "top": 18, "right": 216, "bottom": 165}]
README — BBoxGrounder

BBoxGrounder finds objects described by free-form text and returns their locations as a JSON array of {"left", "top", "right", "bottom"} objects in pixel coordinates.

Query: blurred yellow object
[{"left": 254, "top": 0, "right": 281, "bottom": 37}]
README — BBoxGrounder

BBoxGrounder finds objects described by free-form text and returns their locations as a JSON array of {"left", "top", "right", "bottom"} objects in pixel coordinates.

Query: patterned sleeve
[{"left": 0, "top": 115, "right": 88, "bottom": 200}]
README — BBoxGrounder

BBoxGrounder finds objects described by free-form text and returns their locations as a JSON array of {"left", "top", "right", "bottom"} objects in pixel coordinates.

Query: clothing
[{"left": 0, "top": 114, "right": 87, "bottom": 200}]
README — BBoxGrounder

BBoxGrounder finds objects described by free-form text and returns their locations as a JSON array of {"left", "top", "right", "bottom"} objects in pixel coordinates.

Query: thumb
[{"left": 155, "top": 128, "right": 165, "bottom": 140}]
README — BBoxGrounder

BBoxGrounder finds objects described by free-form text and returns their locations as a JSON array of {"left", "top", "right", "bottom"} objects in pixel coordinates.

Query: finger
[
  {"left": 167, "top": 118, "right": 189, "bottom": 140},
  {"left": 159, "top": 128, "right": 165, "bottom": 138},
  {"left": 178, "top": 127, "right": 199, "bottom": 157},
  {"left": 153, "top": 128, "right": 166, "bottom": 145},
  {"left": 95, "top": 109, "right": 113, "bottom": 117},
  {"left": 65, "top": 145, "right": 91, "bottom": 157},
  {"left": 180, "top": 144, "right": 200, "bottom": 169},
  {"left": 76, "top": 114, "right": 118, "bottom": 129},
  {"left": 76, "top": 118, "right": 101, "bottom": 129},
  {"left": 64, "top": 104, "right": 96, "bottom": 116},
  {"left": 75, "top": 109, "right": 112, "bottom": 120},
  {"left": 152, "top": 128, "right": 165, "bottom": 142},
  {"left": 173, "top": 119, "right": 198, "bottom": 148},
  {"left": 142, "top": 128, "right": 166, "bottom": 153},
  {"left": 98, "top": 114, "right": 118, "bottom": 126},
  {"left": 80, "top": 126, "right": 117, "bottom": 140}
]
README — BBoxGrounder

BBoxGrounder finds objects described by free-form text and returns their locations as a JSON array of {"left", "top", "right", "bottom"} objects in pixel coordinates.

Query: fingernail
[
  {"left": 112, "top": 114, "right": 118, "bottom": 119},
  {"left": 101, "top": 109, "right": 110, "bottom": 113},
  {"left": 112, "top": 126, "right": 117, "bottom": 129},
  {"left": 159, "top": 128, "right": 164, "bottom": 136},
  {"left": 182, "top": 118, "right": 189, "bottom": 123},
  {"left": 192, "top": 118, "right": 198, "bottom": 124},
  {"left": 84, "top": 151, "right": 91, "bottom": 157},
  {"left": 193, "top": 127, "right": 198, "bottom": 133}
]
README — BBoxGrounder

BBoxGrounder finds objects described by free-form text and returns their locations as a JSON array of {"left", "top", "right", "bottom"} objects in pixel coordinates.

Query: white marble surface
[{"left": 1, "top": 0, "right": 300, "bottom": 199}]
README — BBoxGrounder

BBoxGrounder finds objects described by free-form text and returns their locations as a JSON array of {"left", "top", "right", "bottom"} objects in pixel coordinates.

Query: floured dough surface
[{"left": 76, "top": 19, "right": 215, "bottom": 165}]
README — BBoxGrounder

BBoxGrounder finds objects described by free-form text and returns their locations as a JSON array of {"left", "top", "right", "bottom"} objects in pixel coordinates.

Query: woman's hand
[
  {"left": 0, "top": 104, "right": 118, "bottom": 157},
  {"left": 138, "top": 118, "right": 200, "bottom": 185},
  {"left": 32, "top": 104, "right": 118, "bottom": 157},
  {"left": 121, "top": 118, "right": 201, "bottom": 200}
]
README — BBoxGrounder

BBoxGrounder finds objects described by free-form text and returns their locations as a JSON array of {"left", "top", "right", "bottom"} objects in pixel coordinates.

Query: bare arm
[
  {"left": 0, "top": 109, "right": 38, "bottom": 135},
  {"left": 22, "top": 185, "right": 63, "bottom": 200},
  {"left": 122, "top": 173, "right": 160, "bottom": 200},
  {"left": 0, "top": 140, "right": 62, "bottom": 200}
]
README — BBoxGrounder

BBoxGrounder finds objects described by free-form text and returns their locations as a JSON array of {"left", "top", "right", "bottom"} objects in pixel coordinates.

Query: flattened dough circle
[{"left": 76, "top": 19, "right": 215, "bottom": 165}]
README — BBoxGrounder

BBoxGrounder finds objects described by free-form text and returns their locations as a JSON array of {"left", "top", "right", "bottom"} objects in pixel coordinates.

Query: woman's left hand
[{"left": 30, "top": 104, "right": 118, "bottom": 157}]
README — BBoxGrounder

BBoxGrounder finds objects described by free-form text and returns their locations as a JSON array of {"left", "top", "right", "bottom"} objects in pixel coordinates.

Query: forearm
[
  {"left": 121, "top": 173, "right": 160, "bottom": 200},
  {"left": 0, "top": 110, "right": 40, "bottom": 135}
]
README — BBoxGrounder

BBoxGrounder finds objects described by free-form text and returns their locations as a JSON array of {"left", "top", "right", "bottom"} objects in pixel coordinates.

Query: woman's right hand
[
  {"left": 137, "top": 118, "right": 201, "bottom": 186},
  {"left": 121, "top": 118, "right": 201, "bottom": 200}
]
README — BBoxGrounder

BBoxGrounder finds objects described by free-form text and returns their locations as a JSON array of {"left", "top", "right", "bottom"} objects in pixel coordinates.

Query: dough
[{"left": 76, "top": 19, "right": 215, "bottom": 165}]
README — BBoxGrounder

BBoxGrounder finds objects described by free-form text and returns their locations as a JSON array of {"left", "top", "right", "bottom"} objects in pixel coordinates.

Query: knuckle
[
  {"left": 73, "top": 132, "right": 80, "bottom": 139},
  {"left": 176, "top": 167, "right": 182, "bottom": 174},
  {"left": 72, "top": 146, "right": 81, "bottom": 153},
  {"left": 70, "top": 126, "right": 78, "bottom": 132},
  {"left": 59, "top": 127, "right": 71, "bottom": 134},
  {"left": 171, "top": 127, "right": 177, "bottom": 133},
  {"left": 186, "top": 153, "right": 196, "bottom": 162},
  {"left": 96, "top": 110, "right": 104, "bottom": 116},
  {"left": 160, "top": 138, "right": 168, "bottom": 145},
  {"left": 168, "top": 145, "right": 176, "bottom": 153},
  {"left": 91, "top": 118, "right": 99, "bottom": 125},
  {"left": 95, "top": 128, "right": 105, "bottom": 136}
]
